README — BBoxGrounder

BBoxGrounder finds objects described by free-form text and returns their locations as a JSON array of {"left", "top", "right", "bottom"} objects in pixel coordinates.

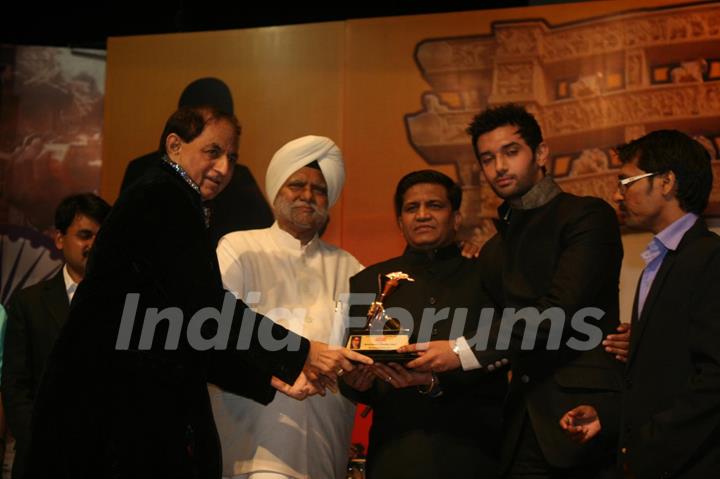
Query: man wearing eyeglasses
[{"left": 562, "top": 129, "right": 720, "bottom": 478}]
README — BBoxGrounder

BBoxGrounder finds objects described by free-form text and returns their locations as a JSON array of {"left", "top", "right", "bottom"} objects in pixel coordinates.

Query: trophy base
[{"left": 356, "top": 350, "right": 419, "bottom": 363}]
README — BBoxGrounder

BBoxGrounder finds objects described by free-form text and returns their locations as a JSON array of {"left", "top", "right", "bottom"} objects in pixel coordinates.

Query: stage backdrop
[
  {"left": 102, "top": 0, "right": 720, "bottom": 451},
  {"left": 103, "top": 0, "right": 720, "bottom": 321}
]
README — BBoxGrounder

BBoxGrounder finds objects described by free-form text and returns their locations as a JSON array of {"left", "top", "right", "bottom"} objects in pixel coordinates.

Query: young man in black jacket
[{"left": 403, "top": 104, "right": 624, "bottom": 478}]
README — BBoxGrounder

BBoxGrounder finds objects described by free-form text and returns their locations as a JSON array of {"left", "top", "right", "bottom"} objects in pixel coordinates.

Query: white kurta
[{"left": 210, "top": 222, "right": 363, "bottom": 479}]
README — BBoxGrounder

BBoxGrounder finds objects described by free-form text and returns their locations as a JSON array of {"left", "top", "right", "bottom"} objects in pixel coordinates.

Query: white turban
[{"left": 265, "top": 135, "right": 345, "bottom": 208}]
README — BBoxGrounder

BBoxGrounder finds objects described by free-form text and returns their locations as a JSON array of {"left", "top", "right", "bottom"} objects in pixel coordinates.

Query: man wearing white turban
[
  {"left": 264, "top": 135, "right": 346, "bottom": 211},
  {"left": 210, "top": 135, "right": 362, "bottom": 479}
]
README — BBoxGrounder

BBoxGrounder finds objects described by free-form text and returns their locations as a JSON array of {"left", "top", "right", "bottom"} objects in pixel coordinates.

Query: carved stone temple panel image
[{"left": 405, "top": 2, "right": 720, "bottom": 246}]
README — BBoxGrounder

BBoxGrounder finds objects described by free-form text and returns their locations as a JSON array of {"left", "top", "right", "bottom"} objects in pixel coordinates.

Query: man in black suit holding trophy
[{"left": 340, "top": 169, "right": 507, "bottom": 479}]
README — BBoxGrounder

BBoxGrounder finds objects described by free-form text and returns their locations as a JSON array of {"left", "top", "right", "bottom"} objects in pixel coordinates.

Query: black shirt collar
[{"left": 402, "top": 242, "right": 461, "bottom": 264}]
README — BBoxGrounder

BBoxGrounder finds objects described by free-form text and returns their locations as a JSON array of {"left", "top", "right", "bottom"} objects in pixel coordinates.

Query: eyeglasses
[{"left": 617, "top": 172, "right": 659, "bottom": 195}]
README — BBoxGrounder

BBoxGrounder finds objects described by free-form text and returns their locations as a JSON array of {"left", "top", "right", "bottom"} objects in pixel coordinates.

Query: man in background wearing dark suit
[
  {"left": 119, "top": 77, "right": 273, "bottom": 246},
  {"left": 562, "top": 130, "right": 720, "bottom": 478},
  {"left": 3, "top": 193, "right": 110, "bottom": 479}
]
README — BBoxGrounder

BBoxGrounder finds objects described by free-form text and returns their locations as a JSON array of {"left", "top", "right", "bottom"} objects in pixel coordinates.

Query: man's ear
[
  {"left": 535, "top": 142, "right": 549, "bottom": 169},
  {"left": 661, "top": 170, "right": 677, "bottom": 197},
  {"left": 453, "top": 210, "right": 463, "bottom": 232},
  {"left": 54, "top": 230, "right": 64, "bottom": 252},
  {"left": 165, "top": 133, "right": 182, "bottom": 157}
]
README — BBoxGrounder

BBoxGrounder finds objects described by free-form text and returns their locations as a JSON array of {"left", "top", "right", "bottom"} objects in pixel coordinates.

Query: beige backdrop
[{"left": 103, "top": 0, "right": 718, "bottom": 323}]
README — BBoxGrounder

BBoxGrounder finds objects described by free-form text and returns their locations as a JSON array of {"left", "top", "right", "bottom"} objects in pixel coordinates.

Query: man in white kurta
[{"left": 210, "top": 136, "right": 362, "bottom": 479}]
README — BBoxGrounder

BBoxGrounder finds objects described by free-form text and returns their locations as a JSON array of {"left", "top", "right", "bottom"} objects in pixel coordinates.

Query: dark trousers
[{"left": 506, "top": 415, "right": 619, "bottom": 479}]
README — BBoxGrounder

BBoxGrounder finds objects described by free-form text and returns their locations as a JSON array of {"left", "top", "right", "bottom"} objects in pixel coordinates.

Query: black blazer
[
  {"left": 3, "top": 270, "right": 69, "bottom": 479},
  {"left": 342, "top": 245, "right": 507, "bottom": 479},
  {"left": 476, "top": 193, "right": 624, "bottom": 472},
  {"left": 620, "top": 219, "right": 720, "bottom": 478},
  {"left": 120, "top": 152, "right": 273, "bottom": 246},
  {"left": 25, "top": 162, "right": 309, "bottom": 479}
]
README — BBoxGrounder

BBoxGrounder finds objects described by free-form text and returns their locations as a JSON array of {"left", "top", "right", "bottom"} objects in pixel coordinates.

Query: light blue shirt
[{"left": 637, "top": 212, "right": 698, "bottom": 317}]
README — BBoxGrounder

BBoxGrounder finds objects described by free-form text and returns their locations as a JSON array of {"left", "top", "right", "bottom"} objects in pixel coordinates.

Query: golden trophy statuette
[{"left": 347, "top": 272, "right": 418, "bottom": 363}]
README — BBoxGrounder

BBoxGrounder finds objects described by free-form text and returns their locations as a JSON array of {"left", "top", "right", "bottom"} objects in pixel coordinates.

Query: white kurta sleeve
[{"left": 216, "top": 235, "right": 246, "bottom": 299}]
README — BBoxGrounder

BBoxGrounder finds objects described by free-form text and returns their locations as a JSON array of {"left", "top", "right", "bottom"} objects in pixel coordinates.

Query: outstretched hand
[{"left": 271, "top": 372, "right": 322, "bottom": 400}]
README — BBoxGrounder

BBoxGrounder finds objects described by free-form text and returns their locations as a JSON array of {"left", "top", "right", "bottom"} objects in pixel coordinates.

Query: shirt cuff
[{"left": 455, "top": 336, "right": 482, "bottom": 371}]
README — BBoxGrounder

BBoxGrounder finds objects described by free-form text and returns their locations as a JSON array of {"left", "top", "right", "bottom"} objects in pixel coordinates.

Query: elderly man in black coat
[{"left": 25, "top": 105, "right": 370, "bottom": 479}]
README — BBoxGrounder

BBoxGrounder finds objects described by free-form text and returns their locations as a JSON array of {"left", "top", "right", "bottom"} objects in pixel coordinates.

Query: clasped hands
[{"left": 559, "top": 405, "right": 602, "bottom": 444}]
